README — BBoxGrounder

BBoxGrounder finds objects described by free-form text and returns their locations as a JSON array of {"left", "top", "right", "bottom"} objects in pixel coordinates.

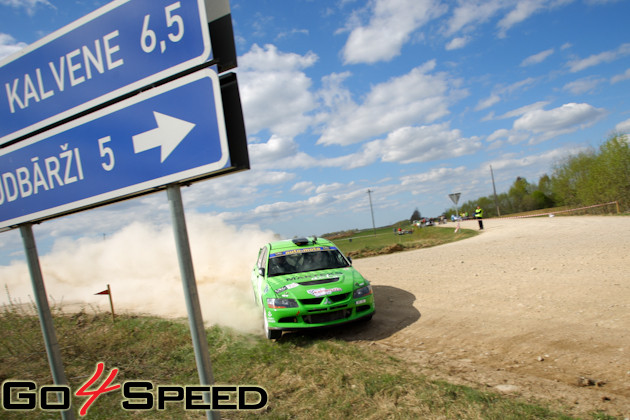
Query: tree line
[{"left": 445, "top": 134, "right": 629, "bottom": 219}]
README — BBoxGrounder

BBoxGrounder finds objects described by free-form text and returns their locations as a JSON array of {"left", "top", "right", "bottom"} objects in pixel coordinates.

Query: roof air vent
[{"left": 292, "top": 237, "right": 309, "bottom": 246}]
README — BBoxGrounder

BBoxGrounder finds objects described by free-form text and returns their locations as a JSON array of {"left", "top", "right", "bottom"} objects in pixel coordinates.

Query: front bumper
[{"left": 264, "top": 294, "right": 375, "bottom": 330}]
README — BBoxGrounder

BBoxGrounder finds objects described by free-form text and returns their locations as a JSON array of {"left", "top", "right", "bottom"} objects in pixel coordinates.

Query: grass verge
[
  {"left": 324, "top": 224, "right": 477, "bottom": 259},
  {"left": 1, "top": 302, "right": 608, "bottom": 419}
]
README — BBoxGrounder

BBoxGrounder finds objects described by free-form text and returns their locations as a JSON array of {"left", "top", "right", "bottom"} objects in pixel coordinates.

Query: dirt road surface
[{"left": 340, "top": 216, "right": 629, "bottom": 418}]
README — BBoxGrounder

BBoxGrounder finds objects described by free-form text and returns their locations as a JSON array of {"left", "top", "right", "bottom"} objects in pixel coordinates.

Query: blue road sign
[
  {"left": 0, "top": 0, "right": 211, "bottom": 145},
  {"left": 0, "top": 68, "right": 228, "bottom": 229}
]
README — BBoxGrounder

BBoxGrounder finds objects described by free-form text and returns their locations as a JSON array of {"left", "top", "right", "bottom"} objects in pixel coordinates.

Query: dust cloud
[{"left": 0, "top": 214, "right": 277, "bottom": 335}]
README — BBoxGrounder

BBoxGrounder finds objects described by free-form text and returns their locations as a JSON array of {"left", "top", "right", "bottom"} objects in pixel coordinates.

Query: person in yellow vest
[{"left": 475, "top": 206, "right": 484, "bottom": 230}]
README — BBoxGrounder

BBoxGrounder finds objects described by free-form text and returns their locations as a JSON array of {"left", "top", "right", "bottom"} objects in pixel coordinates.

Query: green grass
[
  {"left": 324, "top": 223, "right": 477, "bottom": 259},
  {"left": 0, "top": 302, "right": 608, "bottom": 419}
]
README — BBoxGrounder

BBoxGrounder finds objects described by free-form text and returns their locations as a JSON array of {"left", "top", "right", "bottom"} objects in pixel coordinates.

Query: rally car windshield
[{"left": 267, "top": 249, "right": 350, "bottom": 277}]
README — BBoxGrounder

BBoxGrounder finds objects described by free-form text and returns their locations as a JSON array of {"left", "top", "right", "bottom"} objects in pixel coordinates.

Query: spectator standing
[{"left": 475, "top": 206, "right": 484, "bottom": 230}]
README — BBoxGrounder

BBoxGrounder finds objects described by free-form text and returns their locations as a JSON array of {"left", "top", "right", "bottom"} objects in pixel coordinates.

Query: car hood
[{"left": 266, "top": 267, "right": 367, "bottom": 298}]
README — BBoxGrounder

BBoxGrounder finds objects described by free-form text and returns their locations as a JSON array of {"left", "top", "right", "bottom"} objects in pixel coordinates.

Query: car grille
[
  {"left": 298, "top": 292, "right": 350, "bottom": 306},
  {"left": 303, "top": 309, "right": 352, "bottom": 324},
  {"left": 298, "top": 277, "right": 339, "bottom": 286}
]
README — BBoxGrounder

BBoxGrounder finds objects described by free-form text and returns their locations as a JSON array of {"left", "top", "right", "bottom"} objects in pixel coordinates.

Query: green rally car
[{"left": 251, "top": 236, "right": 375, "bottom": 339}]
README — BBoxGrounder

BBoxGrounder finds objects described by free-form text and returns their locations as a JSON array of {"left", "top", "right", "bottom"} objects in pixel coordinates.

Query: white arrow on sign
[{"left": 132, "top": 112, "right": 196, "bottom": 162}]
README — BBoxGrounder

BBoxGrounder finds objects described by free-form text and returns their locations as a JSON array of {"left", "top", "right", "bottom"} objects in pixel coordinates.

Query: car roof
[{"left": 267, "top": 236, "right": 335, "bottom": 252}]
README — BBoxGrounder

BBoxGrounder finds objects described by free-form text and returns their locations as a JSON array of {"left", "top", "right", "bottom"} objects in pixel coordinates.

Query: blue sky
[{"left": 1, "top": 0, "right": 630, "bottom": 265}]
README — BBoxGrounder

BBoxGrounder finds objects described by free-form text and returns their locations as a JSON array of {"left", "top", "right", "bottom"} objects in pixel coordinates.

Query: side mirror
[
  {"left": 347, "top": 257, "right": 352, "bottom": 264},
  {"left": 258, "top": 267, "right": 265, "bottom": 277}
]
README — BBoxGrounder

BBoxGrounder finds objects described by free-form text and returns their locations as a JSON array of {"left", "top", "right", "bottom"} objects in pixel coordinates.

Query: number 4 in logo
[{"left": 75, "top": 362, "right": 121, "bottom": 416}]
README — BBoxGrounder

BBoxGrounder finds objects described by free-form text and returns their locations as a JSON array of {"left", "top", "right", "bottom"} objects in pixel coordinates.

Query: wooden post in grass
[{"left": 95, "top": 284, "right": 115, "bottom": 322}]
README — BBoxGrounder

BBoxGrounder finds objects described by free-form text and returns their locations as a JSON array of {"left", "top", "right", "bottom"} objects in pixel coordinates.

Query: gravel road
[{"left": 340, "top": 216, "right": 629, "bottom": 418}]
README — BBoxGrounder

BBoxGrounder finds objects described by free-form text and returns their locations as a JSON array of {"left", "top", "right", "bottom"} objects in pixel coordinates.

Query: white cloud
[
  {"left": 475, "top": 78, "right": 537, "bottom": 112},
  {"left": 615, "top": 118, "right": 630, "bottom": 134},
  {"left": 513, "top": 102, "right": 607, "bottom": 141},
  {"left": 0, "top": 0, "right": 53, "bottom": 15},
  {"left": 275, "top": 28, "right": 309, "bottom": 41},
  {"left": 486, "top": 128, "right": 529, "bottom": 145},
  {"left": 400, "top": 166, "right": 467, "bottom": 185},
  {"left": 317, "top": 61, "right": 466, "bottom": 146},
  {"left": 291, "top": 181, "right": 315, "bottom": 194},
  {"left": 497, "top": 0, "right": 546, "bottom": 38},
  {"left": 481, "top": 111, "right": 496, "bottom": 122},
  {"left": 249, "top": 194, "right": 336, "bottom": 221},
  {"left": 567, "top": 42, "right": 630, "bottom": 72},
  {"left": 487, "top": 128, "right": 510, "bottom": 143},
  {"left": 489, "top": 146, "right": 586, "bottom": 173},
  {"left": 239, "top": 43, "right": 317, "bottom": 72},
  {"left": 341, "top": 0, "right": 446, "bottom": 64},
  {"left": 238, "top": 44, "right": 318, "bottom": 137},
  {"left": 446, "top": 0, "right": 573, "bottom": 39},
  {"left": 316, "top": 182, "right": 347, "bottom": 194},
  {"left": 177, "top": 170, "right": 296, "bottom": 211},
  {"left": 215, "top": 140, "right": 595, "bottom": 234},
  {"left": 498, "top": 77, "right": 538, "bottom": 96},
  {"left": 325, "top": 123, "right": 481, "bottom": 168},
  {"left": 375, "top": 124, "right": 482, "bottom": 164},
  {"left": 562, "top": 77, "right": 604, "bottom": 94},
  {"left": 445, "top": 36, "right": 469, "bottom": 50},
  {"left": 584, "top": 0, "right": 624, "bottom": 4},
  {"left": 520, "top": 48, "right": 554, "bottom": 66},
  {"left": 611, "top": 68, "right": 630, "bottom": 84},
  {"left": 322, "top": 142, "right": 382, "bottom": 169},
  {"left": 248, "top": 135, "right": 318, "bottom": 169},
  {"left": 445, "top": 0, "right": 504, "bottom": 36},
  {"left": 497, "top": 101, "right": 549, "bottom": 119},
  {"left": 475, "top": 94, "right": 501, "bottom": 111},
  {"left": 318, "top": 71, "right": 353, "bottom": 109},
  {"left": 249, "top": 135, "right": 298, "bottom": 163},
  {"left": 487, "top": 102, "right": 606, "bottom": 145},
  {"left": 0, "top": 33, "right": 27, "bottom": 60}
]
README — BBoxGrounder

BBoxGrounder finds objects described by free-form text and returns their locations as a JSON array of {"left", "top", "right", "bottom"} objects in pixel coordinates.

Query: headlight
[
  {"left": 266, "top": 298, "right": 298, "bottom": 309},
  {"left": 353, "top": 285, "right": 372, "bottom": 298}
]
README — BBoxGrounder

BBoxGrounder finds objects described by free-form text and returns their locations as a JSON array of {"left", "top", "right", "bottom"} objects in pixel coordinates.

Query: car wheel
[{"left": 263, "top": 311, "right": 282, "bottom": 340}]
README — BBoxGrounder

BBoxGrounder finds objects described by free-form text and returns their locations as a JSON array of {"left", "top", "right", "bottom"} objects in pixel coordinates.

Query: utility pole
[
  {"left": 367, "top": 189, "right": 376, "bottom": 236},
  {"left": 490, "top": 165, "right": 501, "bottom": 217}
]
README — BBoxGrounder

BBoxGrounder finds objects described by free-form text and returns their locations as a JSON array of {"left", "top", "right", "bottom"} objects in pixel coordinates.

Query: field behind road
[{"left": 341, "top": 216, "right": 629, "bottom": 418}]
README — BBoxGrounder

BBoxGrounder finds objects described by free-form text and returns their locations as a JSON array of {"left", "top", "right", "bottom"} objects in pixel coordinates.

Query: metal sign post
[
  {"left": 448, "top": 192, "right": 462, "bottom": 232},
  {"left": 167, "top": 184, "right": 219, "bottom": 420},
  {"left": 20, "top": 223, "right": 75, "bottom": 420}
]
